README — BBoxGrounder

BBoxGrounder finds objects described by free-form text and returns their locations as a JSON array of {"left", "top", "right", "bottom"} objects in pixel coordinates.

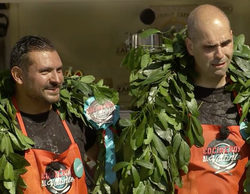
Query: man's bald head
[
  {"left": 185, "top": 4, "right": 233, "bottom": 88},
  {"left": 187, "top": 4, "right": 231, "bottom": 41}
]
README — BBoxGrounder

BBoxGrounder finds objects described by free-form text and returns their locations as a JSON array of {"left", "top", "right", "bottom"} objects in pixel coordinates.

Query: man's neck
[
  {"left": 14, "top": 94, "right": 52, "bottom": 115},
  {"left": 194, "top": 75, "right": 227, "bottom": 88}
]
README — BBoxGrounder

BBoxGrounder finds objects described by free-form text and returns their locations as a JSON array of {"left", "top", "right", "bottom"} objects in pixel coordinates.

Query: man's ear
[
  {"left": 185, "top": 37, "right": 194, "bottom": 56},
  {"left": 11, "top": 66, "right": 24, "bottom": 84}
]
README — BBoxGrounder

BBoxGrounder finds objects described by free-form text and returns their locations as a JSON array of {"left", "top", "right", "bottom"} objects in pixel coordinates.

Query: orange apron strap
[
  {"left": 12, "top": 97, "right": 28, "bottom": 136},
  {"left": 16, "top": 111, "right": 28, "bottom": 136}
]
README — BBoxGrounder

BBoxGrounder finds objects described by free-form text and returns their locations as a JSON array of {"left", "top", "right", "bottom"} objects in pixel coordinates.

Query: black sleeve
[{"left": 84, "top": 125, "right": 97, "bottom": 151}]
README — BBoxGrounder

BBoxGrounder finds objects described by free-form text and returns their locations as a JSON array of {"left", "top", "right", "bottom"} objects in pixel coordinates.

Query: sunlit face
[
  {"left": 186, "top": 19, "right": 233, "bottom": 86},
  {"left": 21, "top": 51, "right": 64, "bottom": 106}
]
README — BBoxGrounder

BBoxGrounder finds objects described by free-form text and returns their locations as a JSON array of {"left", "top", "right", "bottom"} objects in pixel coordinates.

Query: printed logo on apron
[
  {"left": 41, "top": 162, "right": 74, "bottom": 193},
  {"left": 202, "top": 139, "right": 240, "bottom": 175}
]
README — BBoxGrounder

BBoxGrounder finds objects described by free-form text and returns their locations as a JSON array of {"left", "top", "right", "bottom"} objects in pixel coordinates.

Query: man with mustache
[
  {"left": 176, "top": 4, "right": 249, "bottom": 194},
  {"left": 10, "top": 35, "right": 91, "bottom": 193}
]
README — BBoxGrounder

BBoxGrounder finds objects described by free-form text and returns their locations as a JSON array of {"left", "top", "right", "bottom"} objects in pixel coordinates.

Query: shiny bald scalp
[{"left": 187, "top": 4, "right": 231, "bottom": 41}]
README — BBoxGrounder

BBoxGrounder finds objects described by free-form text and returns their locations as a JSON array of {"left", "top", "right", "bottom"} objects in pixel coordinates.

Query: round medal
[{"left": 73, "top": 158, "right": 84, "bottom": 178}]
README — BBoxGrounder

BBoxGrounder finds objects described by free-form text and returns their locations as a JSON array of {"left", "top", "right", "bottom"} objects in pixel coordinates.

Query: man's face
[
  {"left": 21, "top": 51, "right": 64, "bottom": 105},
  {"left": 186, "top": 20, "right": 233, "bottom": 85}
]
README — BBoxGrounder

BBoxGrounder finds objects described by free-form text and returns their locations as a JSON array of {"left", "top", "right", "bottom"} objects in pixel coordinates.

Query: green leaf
[
  {"left": 6, "top": 101, "right": 15, "bottom": 120},
  {"left": 80, "top": 75, "right": 95, "bottom": 83},
  {"left": 60, "top": 89, "right": 71, "bottom": 98},
  {"left": 234, "top": 93, "right": 248, "bottom": 104},
  {"left": 134, "top": 115, "right": 147, "bottom": 148},
  {"left": 181, "top": 165, "right": 189, "bottom": 174},
  {"left": 144, "top": 126, "right": 154, "bottom": 145},
  {"left": 1, "top": 133, "right": 14, "bottom": 155},
  {"left": 0, "top": 112, "right": 11, "bottom": 128},
  {"left": 8, "top": 153, "right": 30, "bottom": 168},
  {"left": 186, "top": 98, "right": 199, "bottom": 117},
  {"left": 133, "top": 182, "right": 146, "bottom": 194},
  {"left": 152, "top": 133, "right": 168, "bottom": 160},
  {"left": 141, "top": 53, "right": 151, "bottom": 68},
  {"left": 169, "top": 154, "right": 181, "bottom": 187},
  {"left": 157, "top": 111, "right": 169, "bottom": 131},
  {"left": 244, "top": 162, "right": 250, "bottom": 192},
  {"left": 119, "top": 119, "right": 132, "bottom": 127},
  {"left": 116, "top": 126, "right": 129, "bottom": 152},
  {"left": 4, "top": 161, "right": 15, "bottom": 181},
  {"left": 17, "top": 176, "right": 27, "bottom": 189},
  {"left": 0, "top": 154, "right": 7, "bottom": 179},
  {"left": 141, "top": 70, "right": 166, "bottom": 85},
  {"left": 154, "top": 123, "right": 173, "bottom": 144},
  {"left": 163, "top": 38, "right": 174, "bottom": 53},
  {"left": 186, "top": 115, "right": 194, "bottom": 146},
  {"left": 165, "top": 114, "right": 182, "bottom": 131},
  {"left": 234, "top": 34, "right": 245, "bottom": 51},
  {"left": 113, "top": 162, "right": 130, "bottom": 172},
  {"left": 93, "top": 86, "right": 119, "bottom": 105},
  {"left": 3, "top": 181, "right": 15, "bottom": 194},
  {"left": 139, "top": 28, "right": 161, "bottom": 39},
  {"left": 152, "top": 163, "right": 161, "bottom": 183},
  {"left": 159, "top": 86, "right": 169, "bottom": 97},
  {"left": 190, "top": 115, "right": 204, "bottom": 147},
  {"left": 130, "top": 131, "right": 137, "bottom": 151},
  {"left": 14, "top": 127, "right": 34, "bottom": 148},
  {"left": 181, "top": 140, "right": 190, "bottom": 163},
  {"left": 131, "top": 165, "right": 140, "bottom": 188},
  {"left": 154, "top": 154, "right": 164, "bottom": 176},
  {"left": 240, "top": 100, "right": 250, "bottom": 123},
  {"left": 135, "top": 160, "right": 154, "bottom": 170},
  {"left": 179, "top": 139, "right": 190, "bottom": 167},
  {"left": 173, "top": 133, "right": 181, "bottom": 154}
]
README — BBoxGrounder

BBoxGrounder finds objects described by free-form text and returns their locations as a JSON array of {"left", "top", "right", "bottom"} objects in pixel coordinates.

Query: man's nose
[
  {"left": 50, "top": 71, "right": 62, "bottom": 84},
  {"left": 215, "top": 46, "right": 224, "bottom": 59}
]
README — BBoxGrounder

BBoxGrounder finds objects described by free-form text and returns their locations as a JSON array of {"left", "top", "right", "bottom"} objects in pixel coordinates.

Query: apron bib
[
  {"left": 14, "top": 106, "right": 88, "bottom": 194},
  {"left": 176, "top": 124, "right": 249, "bottom": 194}
]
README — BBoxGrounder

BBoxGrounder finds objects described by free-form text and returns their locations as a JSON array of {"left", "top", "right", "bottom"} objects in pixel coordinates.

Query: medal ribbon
[{"left": 83, "top": 97, "right": 119, "bottom": 184}]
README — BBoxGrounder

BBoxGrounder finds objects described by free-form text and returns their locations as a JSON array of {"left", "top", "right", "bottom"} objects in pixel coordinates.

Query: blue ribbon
[
  {"left": 83, "top": 97, "right": 119, "bottom": 184},
  {"left": 240, "top": 121, "right": 249, "bottom": 140}
]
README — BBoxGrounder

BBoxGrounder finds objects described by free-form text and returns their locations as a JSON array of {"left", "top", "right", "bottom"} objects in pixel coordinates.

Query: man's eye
[
  {"left": 205, "top": 45, "right": 215, "bottom": 49},
  {"left": 203, "top": 45, "right": 216, "bottom": 52},
  {"left": 57, "top": 68, "right": 63, "bottom": 73},
  {"left": 40, "top": 70, "right": 49, "bottom": 74}
]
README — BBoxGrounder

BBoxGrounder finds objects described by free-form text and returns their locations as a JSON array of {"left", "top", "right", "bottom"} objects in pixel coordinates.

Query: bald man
[{"left": 176, "top": 4, "right": 250, "bottom": 194}]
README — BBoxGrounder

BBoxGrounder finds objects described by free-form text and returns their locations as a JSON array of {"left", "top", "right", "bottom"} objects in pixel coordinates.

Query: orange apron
[
  {"left": 15, "top": 109, "right": 88, "bottom": 194},
  {"left": 176, "top": 124, "right": 249, "bottom": 194}
]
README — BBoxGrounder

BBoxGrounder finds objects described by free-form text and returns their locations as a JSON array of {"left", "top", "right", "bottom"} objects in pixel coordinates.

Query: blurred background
[{"left": 0, "top": 0, "right": 250, "bottom": 109}]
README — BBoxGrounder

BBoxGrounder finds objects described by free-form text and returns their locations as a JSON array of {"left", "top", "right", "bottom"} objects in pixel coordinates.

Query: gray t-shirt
[
  {"left": 20, "top": 108, "right": 95, "bottom": 159},
  {"left": 194, "top": 85, "right": 239, "bottom": 127}
]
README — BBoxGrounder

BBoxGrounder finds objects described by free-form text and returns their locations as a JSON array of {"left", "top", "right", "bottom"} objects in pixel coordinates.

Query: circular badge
[
  {"left": 86, "top": 99, "right": 115, "bottom": 127},
  {"left": 41, "top": 162, "right": 74, "bottom": 194},
  {"left": 203, "top": 139, "right": 240, "bottom": 174},
  {"left": 73, "top": 158, "right": 84, "bottom": 178}
]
